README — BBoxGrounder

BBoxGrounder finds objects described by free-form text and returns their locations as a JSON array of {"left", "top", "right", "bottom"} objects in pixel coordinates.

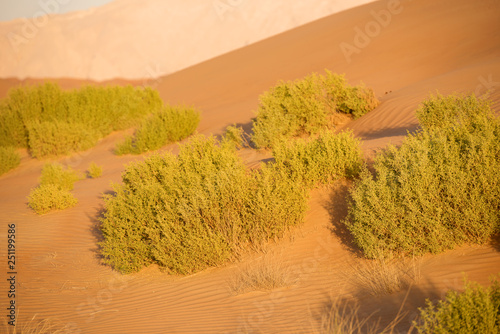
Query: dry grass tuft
[
  {"left": 346, "top": 257, "right": 422, "bottom": 296},
  {"left": 228, "top": 254, "right": 296, "bottom": 295},
  {"left": 315, "top": 299, "right": 378, "bottom": 334},
  {"left": 312, "top": 291, "right": 410, "bottom": 334},
  {"left": 2, "top": 314, "right": 68, "bottom": 334}
]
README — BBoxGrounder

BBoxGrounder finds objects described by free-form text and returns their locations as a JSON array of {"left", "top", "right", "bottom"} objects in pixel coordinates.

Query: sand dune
[
  {"left": 1, "top": 0, "right": 500, "bottom": 332},
  {"left": 0, "top": 0, "right": 375, "bottom": 81}
]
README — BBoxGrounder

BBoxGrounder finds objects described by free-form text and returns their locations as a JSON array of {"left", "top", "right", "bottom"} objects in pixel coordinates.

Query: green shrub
[
  {"left": 0, "top": 82, "right": 163, "bottom": 157},
  {"left": 100, "top": 135, "right": 308, "bottom": 274},
  {"left": 115, "top": 106, "right": 200, "bottom": 155},
  {"left": 40, "top": 163, "right": 81, "bottom": 191},
  {"left": 251, "top": 70, "right": 378, "bottom": 148},
  {"left": 346, "top": 94, "right": 500, "bottom": 259},
  {"left": 272, "top": 130, "right": 362, "bottom": 188},
  {"left": 27, "top": 184, "right": 78, "bottom": 214},
  {"left": 414, "top": 277, "right": 500, "bottom": 333},
  {"left": 0, "top": 146, "right": 20, "bottom": 176},
  {"left": 87, "top": 162, "right": 103, "bottom": 178}
]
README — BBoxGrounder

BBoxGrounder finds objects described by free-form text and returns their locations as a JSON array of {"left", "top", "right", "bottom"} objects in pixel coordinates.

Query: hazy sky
[{"left": 0, "top": 0, "right": 115, "bottom": 21}]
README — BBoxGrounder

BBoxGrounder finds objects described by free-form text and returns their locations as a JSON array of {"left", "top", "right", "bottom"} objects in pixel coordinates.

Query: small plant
[
  {"left": 252, "top": 70, "right": 378, "bottom": 148},
  {"left": 228, "top": 254, "right": 295, "bottom": 294},
  {"left": 414, "top": 276, "right": 500, "bottom": 333},
  {"left": 87, "top": 162, "right": 103, "bottom": 178},
  {"left": 40, "top": 163, "right": 81, "bottom": 191},
  {"left": 115, "top": 106, "right": 200, "bottom": 154},
  {"left": 27, "top": 184, "right": 78, "bottom": 215},
  {"left": 27, "top": 162, "right": 80, "bottom": 214},
  {"left": 272, "top": 130, "right": 362, "bottom": 188},
  {"left": 0, "top": 146, "right": 20, "bottom": 176}
]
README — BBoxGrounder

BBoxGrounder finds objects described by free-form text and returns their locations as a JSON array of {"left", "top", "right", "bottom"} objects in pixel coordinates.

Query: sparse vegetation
[
  {"left": 272, "top": 130, "right": 362, "bottom": 188},
  {"left": 0, "top": 82, "right": 163, "bottom": 158},
  {"left": 27, "top": 184, "right": 78, "bottom": 215},
  {"left": 315, "top": 296, "right": 405, "bottom": 334},
  {"left": 0, "top": 146, "right": 20, "bottom": 176},
  {"left": 414, "top": 276, "right": 500, "bottom": 333},
  {"left": 252, "top": 70, "right": 378, "bottom": 148},
  {"left": 115, "top": 106, "right": 200, "bottom": 155},
  {"left": 87, "top": 162, "right": 103, "bottom": 178},
  {"left": 100, "top": 135, "right": 308, "bottom": 274},
  {"left": 228, "top": 254, "right": 295, "bottom": 294},
  {"left": 346, "top": 94, "right": 500, "bottom": 259},
  {"left": 347, "top": 257, "right": 421, "bottom": 296}
]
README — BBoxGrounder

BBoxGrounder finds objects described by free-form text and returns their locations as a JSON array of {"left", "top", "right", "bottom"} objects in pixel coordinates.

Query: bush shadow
[
  {"left": 219, "top": 120, "right": 257, "bottom": 149},
  {"left": 321, "top": 181, "right": 364, "bottom": 258},
  {"left": 489, "top": 233, "right": 500, "bottom": 252},
  {"left": 358, "top": 124, "right": 420, "bottom": 142},
  {"left": 314, "top": 279, "right": 446, "bottom": 333},
  {"left": 86, "top": 192, "right": 115, "bottom": 262}
]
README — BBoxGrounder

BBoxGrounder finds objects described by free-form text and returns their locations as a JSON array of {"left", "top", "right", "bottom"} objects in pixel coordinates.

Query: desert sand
[{"left": 1, "top": 0, "right": 500, "bottom": 332}]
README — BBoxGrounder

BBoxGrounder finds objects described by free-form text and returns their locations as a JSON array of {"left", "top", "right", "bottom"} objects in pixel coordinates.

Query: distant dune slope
[{"left": 0, "top": 0, "right": 375, "bottom": 81}]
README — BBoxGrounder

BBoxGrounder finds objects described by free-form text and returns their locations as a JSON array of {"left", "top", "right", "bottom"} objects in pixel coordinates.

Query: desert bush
[
  {"left": 115, "top": 106, "right": 200, "bottom": 154},
  {"left": 346, "top": 94, "right": 500, "bottom": 259},
  {"left": 40, "top": 163, "right": 81, "bottom": 191},
  {"left": 252, "top": 70, "right": 378, "bottom": 148},
  {"left": 416, "top": 93, "right": 493, "bottom": 130},
  {"left": 87, "top": 162, "right": 103, "bottom": 178},
  {"left": 0, "top": 82, "right": 163, "bottom": 157},
  {"left": 27, "top": 184, "right": 78, "bottom": 214},
  {"left": 0, "top": 146, "right": 20, "bottom": 176},
  {"left": 414, "top": 277, "right": 500, "bottom": 333},
  {"left": 100, "top": 134, "right": 308, "bottom": 274},
  {"left": 272, "top": 130, "right": 362, "bottom": 188}
]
